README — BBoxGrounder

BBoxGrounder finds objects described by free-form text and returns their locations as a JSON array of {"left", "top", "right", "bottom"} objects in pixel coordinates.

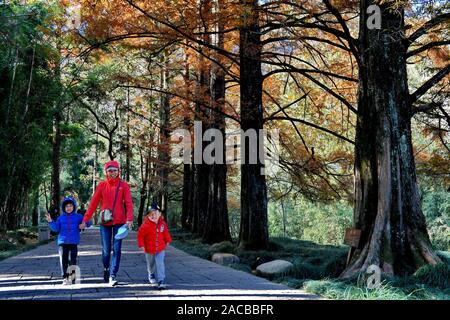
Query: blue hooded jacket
[{"left": 49, "top": 197, "right": 91, "bottom": 245}]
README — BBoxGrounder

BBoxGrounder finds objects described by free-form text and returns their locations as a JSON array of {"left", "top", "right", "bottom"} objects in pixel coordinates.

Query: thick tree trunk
[
  {"left": 192, "top": 150, "right": 210, "bottom": 234},
  {"left": 181, "top": 162, "right": 191, "bottom": 229},
  {"left": 191, "top": 19, "right": 211, "bottom": 234},
  {"left": 342, "top": 1, "right": 441, "bottom": 278},
  {"left": 203, "top": 3, "right": 231, "bottom": 243},
  {"left": 238, "top": 0, "right": 268, "bottom": 250}
]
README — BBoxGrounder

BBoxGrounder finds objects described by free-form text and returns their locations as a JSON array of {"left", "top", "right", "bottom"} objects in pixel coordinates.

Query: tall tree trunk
[
  {"left": 187, "top": 150, "right": 195, "bottom": 229},
  {"left": 93, "top": 119, "right": 99, "bottom": 192},
  {"left": 342, "top": 0, "right": 441, "bottom": 278},
  {"left": 203, "top": 0, "right": 231, "bottom": 243},
  {"left": 191, "top": 118, "right": 210, "bottom": 234},
  {"left": 191, "top": 5, "right": 212, "bottom": 234},
  {"left": 6, "top": 47, "right": 19, "bottom": 125},
  {"left": 281, "top": 199, "right": 286, "bottom": 237},
  {"left": 92, "top": 120, "right": 99, "bottom": 225},
  {"left": 158, "top": 53, "right": 171, "bottom": 222},
  {"left": 50, "top": 110, "right": 62, "bottom": 219},
  {"left": 108, "top": 131, "right": 114, "bottom": 161},
  {"left": 125, "top": 88, "right": 131, "bottom": 181},
  {"left": 22, "top": 44, "right": 35, "bottom": 121},
  {"left": 181, "top": 52, "right": 192, "bottom": 230},
  {"left": 181, "top": 162, "right": 192, "bottom": 229},
  {"left": 32, "top": 189, "right": 39, "bottom": 227},
  {"left": 138, "top": 148, "right": 151, "bottom": 226},
  {"left": 238, "top": 0, "right": 268, "bottom": 250}
]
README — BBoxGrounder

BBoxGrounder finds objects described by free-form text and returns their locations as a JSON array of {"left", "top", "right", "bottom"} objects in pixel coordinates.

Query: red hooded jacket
[
  {"left": 137, "top": 216, "right": 172, "bottom": 254},
  {"left": 83, "top": 160, "right": 134, "bottom": 226}
]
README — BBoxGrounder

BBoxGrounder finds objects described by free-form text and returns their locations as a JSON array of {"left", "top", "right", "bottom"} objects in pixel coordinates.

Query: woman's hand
[
  {"left": 45, "top": 213, "right": 52, "bottom": 223},
  {"left": 126, "top": 221, "right": 133, "bottom": 230},
  {"left": 79, "top": 222, "right": 86, "bottom": 230}
]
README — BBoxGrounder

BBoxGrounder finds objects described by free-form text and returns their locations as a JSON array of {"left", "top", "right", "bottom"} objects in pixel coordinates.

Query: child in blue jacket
[{"left": 46, "top": 196, "right": 91, "bottom": 285}]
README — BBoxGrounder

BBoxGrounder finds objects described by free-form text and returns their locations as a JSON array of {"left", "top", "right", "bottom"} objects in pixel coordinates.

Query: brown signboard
[{"left": 344, "top": 228, "right": 361, "bottom": 248}]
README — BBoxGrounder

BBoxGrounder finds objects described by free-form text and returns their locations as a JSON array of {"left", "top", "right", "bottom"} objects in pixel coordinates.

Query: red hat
[{"left": 104, "top": 160, "right": 120, "bottom": 172}]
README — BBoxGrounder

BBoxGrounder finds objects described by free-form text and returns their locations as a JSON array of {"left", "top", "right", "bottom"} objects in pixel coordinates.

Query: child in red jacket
[{"left": 137, "top": 202, "right": 172, "bottom": 289}]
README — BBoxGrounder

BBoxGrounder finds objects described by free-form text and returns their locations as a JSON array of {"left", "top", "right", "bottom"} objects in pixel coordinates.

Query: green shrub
[
  {"left": 0, "top": 240, "right": 16, "bottom": 251},
  {"left": 428, "top": 223, "right": 450, "bottom": 251},
  {"left": 275, "top": 277, "right": 310, "bottom": 289},
  {"left": 291, "top": 260, "right": 322, "bottom": 279},
  {"left": 304, "top": 279, "right": 410, "bottom": 300},
  {"left": 414, "top": 263, "right": 450, "bottom": 289},
  {"left": 322, "top": 252, "right": 347, "bottom": 277},
  {"left": 235, "top": 249, "right": 278, "bottom": 269},
  {"left": 208, "top": 241, "right": 235, "bottom": 255}
]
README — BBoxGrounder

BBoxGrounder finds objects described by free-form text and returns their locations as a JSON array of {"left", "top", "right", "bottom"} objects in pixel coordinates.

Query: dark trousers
[{"left": 60, "top": 244, "right": 78, "bottom": 278}]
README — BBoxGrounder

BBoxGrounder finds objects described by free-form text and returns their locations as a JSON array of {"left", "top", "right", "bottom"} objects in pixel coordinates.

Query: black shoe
[
  {"left": 158, "top": 280, "right": 167, "bottom": 290},
  {"left": 69, "top": 270, "right": 76, "bottom": 284},
  {"left": 103, "top": 269, "right": 109, "bottom": 283},
  {"left": 109, "top": 276, "right": 118, "bottom": 287}
]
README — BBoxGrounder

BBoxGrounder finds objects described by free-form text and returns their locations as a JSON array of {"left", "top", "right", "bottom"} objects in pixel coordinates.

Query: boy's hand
[{"left": 45, "top": 213, "right": 52, "bottom": 223}]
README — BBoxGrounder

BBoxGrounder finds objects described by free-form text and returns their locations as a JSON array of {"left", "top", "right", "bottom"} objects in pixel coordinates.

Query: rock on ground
[
  {"left": 212, "top": 253, "right": 240, "bottom": 265},
  {"left": 256, "top": 260, "right": 294, "bottom": 277}
]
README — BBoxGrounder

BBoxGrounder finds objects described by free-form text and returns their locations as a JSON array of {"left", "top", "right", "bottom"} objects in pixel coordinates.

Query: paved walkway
[{"left": 0, "top": 228, "right": 320, "bottom": 300}]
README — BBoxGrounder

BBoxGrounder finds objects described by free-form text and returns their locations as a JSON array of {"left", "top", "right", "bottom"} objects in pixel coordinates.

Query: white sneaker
[
  {"left": 109, "top": 276, "right": 118, "bottom": 287},
  {"left": 62, "top": 278, "right": 70, "bottom": 285},
  {"left": 149, "top": 274, "right": 157, "bottom": 285}
]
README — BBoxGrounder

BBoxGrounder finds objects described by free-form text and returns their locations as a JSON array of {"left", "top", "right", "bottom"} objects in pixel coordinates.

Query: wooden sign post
[{"left": 344, "top": 228, "right": 362, "bottom": 267}]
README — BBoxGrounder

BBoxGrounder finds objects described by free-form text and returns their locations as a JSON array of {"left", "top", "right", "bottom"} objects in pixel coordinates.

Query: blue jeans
[
  {"left": 145, "top": 250, "right": 166, "bottom": 282},
  {"left": 100, "top": 224, "right": 124, "bottom": 278}
]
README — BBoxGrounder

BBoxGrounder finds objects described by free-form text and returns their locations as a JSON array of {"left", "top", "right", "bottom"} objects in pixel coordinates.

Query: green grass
[
  {"left": 0, "top": 226, "right": 54, "bottom": 262},
  {"left": 170, "top": 227, "right": 450, "bottom": 300},
  {"left": 303, "top": 276, "right": 450, "bottom": 300}
]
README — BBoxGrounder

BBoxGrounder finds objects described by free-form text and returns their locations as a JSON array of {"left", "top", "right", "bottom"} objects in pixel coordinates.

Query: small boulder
[
  {"left": 256, "top": 259, "right": 293, "bottom": 278},
  {"left": 212, "top": 253, "right": 240, "bottom": 265}
]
